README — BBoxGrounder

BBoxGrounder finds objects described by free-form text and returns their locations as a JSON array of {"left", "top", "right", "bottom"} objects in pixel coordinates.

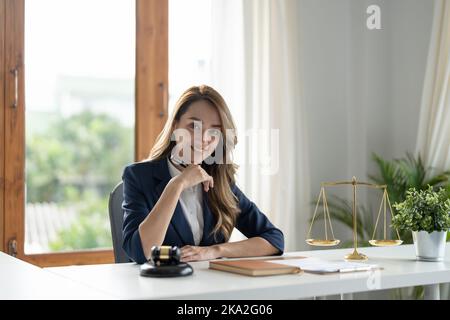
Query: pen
[{"left": 170, "top": 155, "right": 188, "bottom": 168}]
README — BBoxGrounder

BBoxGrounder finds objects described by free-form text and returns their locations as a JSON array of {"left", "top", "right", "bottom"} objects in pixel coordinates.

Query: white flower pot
[{"left": 412, "top": 230, "right": 447, "bottom": 262}]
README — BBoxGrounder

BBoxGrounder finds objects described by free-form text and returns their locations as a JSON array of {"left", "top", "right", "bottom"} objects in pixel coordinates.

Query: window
[
  {"left": 169, "top": 0, "right": 212, "bottom": 113},
  {"left": 2, "top": 0, "right": 168, "bottom": 266},
  {"left": 24, "top": 0, "right": 135, "bottom": 254}
]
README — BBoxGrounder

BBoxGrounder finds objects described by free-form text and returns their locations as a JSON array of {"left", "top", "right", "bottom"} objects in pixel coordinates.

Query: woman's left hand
[{"left": 180, "top": 245, "right": 221, "bottom": 262}]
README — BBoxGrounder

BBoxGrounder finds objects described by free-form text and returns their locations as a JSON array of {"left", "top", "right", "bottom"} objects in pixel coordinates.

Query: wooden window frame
[
  {"left": 0, "top": 0, "right": 168, "bottom": 267},
  {"left": 0, "top": 0, "right": 5, "bottom": 254}
]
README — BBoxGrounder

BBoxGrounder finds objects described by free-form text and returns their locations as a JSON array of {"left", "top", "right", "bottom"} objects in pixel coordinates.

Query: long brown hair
[{"left": 148, "top": 85, "right": 240, "bottom": 241}]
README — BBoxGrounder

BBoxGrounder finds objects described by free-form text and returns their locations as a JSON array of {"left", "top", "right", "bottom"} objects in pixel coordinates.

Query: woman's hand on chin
[
  {"left": 180, "top": 245, "right": 221, "bottom": 262},
  {"left": 174, "top": 165, "right": 214, "bottom": 192}
]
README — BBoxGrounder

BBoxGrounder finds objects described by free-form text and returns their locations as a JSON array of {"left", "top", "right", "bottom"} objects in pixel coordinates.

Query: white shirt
[{"left": 167, "top": 159, "right": 204, "bottom": 245}]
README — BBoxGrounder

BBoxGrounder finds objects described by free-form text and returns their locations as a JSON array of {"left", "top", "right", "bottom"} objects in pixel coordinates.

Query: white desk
[
  {"left": 45, "top": 244, "right": 450, "bottom": 300},
  {"left": 0, "top": 252, "right": 112, "bottom": 299}
]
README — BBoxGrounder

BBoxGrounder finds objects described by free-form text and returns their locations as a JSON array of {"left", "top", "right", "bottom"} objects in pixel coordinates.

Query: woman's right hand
[{"left": 175, "top": 165, "right": 214, "bottom": 192}]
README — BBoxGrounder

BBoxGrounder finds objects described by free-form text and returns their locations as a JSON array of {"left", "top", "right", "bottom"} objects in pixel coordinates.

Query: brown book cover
[{"left": 209, "top": 257, "right": 305, "bottom": 277}]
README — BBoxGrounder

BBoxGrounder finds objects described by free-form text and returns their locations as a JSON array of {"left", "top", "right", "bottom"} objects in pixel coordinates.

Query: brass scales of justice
[{"left": 306, "top": 176, "right": 403, "bottom": 261}]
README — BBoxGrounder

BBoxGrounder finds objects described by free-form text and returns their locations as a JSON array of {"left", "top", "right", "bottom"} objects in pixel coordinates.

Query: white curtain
[
  {"left": 210, "top": 0, "right": 310, "bottom": 251},
  {"left": 416, "top": 0, "right": 450, "bottom": 301},
  {"left": 416, "top": 0, "right": 450, "bottom": 173}
]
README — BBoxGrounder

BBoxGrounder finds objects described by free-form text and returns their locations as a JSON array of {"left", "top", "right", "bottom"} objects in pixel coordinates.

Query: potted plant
[{"left": 392, "top": 186, "right": 450, "bottom": 261}]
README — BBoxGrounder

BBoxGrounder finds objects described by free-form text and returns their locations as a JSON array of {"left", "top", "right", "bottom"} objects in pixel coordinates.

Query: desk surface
[
  {"left": 45, "top": 244, "right": 450, "bottom": 300},
  {"left": 0, "top": 252, "right": 111, "bottom": 299}
]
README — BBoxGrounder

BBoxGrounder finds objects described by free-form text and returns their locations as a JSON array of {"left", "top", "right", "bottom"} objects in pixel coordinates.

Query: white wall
[{"left": 298, "top": 0, "right": 434, "bottom": 248}]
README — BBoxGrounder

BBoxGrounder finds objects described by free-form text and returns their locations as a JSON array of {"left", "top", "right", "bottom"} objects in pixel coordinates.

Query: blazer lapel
[{"left": 153, "top": 158, "right": 195, "bottom": 245}]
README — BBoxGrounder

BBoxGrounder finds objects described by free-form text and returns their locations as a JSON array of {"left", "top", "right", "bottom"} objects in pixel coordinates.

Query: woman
[{"left": 122, "top": 85, "right": 284, "bottom": 264}]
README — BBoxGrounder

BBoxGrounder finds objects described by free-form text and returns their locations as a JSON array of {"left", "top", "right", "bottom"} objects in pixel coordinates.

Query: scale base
[{"left": 344, "top": 250, "right": 368, "bottom": 261}]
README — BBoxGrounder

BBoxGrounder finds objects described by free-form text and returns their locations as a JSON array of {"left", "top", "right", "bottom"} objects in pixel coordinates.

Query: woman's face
[{"left": 173, "top": 100, "right": 222, "bottom": 164}]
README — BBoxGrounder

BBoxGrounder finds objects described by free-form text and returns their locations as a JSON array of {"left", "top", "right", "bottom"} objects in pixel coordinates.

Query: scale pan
[
  {"left": 369, "top": 239, "right": 403, "bottom": 247},
  {"left": 306, "top": 239, "right": 340, "bottom": 247}
]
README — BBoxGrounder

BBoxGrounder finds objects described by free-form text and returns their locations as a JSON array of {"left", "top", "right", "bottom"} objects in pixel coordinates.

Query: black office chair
[{"left": 108, "top": 182, "right": 129, "bottom": 263}]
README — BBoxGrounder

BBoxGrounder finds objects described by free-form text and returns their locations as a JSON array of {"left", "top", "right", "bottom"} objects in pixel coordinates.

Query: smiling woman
[{"left": 121, "top": 85, "right": 285, "bottom": 263}]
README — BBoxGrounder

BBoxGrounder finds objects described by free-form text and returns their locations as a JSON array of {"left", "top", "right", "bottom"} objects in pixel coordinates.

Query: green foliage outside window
[{"left": 26, "top": 110, "right": 133, "bottom": 251}]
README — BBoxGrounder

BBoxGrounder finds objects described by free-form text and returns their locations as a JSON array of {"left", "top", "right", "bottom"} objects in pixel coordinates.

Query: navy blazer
[{"left": 121, "top": 157, "right": 284, "bottom": 264}]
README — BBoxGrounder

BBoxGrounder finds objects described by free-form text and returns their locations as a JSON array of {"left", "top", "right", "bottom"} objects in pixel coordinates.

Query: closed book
[{"left": 209, "top": 259, "right": 303, "bottom": 277}]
